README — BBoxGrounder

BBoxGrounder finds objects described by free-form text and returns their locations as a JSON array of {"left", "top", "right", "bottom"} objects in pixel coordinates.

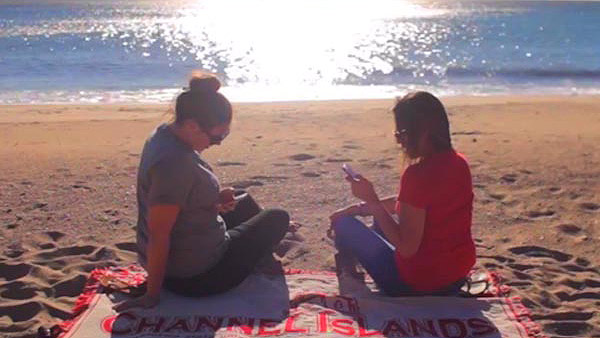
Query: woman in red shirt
[{"left": 330, "top": 91, "right": 475, "bottom": 296}]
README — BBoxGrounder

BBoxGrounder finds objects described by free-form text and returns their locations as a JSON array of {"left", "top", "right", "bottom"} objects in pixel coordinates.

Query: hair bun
[{"left": 189, "top": 72, "right": 221, "bottom": 93}]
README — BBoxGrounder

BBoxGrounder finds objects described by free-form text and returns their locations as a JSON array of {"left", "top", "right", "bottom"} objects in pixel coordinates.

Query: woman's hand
[
  {"left": 216, "top": 187, "right": 237, "bottom": 213},
  {"left": 347, "top": 175, "right": 379, "bottom": 203},
  {"left": 113, "top": 293, "right": 159, "bottom": 312},
  {"left": 328, "top": 203, "right": 369, "bottom": 238},
  {"left": 218, "top": 188, "right": 235, "bottom": 203},
  {"left": 216, "top": 200, "right": 237, "bottom": 213}
]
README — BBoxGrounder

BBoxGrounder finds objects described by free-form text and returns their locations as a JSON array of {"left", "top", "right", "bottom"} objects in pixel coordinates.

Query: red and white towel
[{"left": 58, "top": 266, "right": 543, "bottom": 338}]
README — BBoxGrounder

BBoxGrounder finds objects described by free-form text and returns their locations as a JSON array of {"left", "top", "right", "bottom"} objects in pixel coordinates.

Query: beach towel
[{"left": 53, "top": 265, "right": 543, "bottom": 338}]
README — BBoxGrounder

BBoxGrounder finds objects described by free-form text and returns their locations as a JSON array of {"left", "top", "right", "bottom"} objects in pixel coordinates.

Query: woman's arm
[
  {"left": 366, "top": 200, "right": 425, "bottom": 257},
  {"left": 330, "top": 195, "right": 398, "bottom": 223},
  {"left": 145, "top": 205, "right": 179, "bottom": 297},
  {"left": 348, "top": 175, "right": 426, "bottom": 258},
  {"left": 114, "top": 204, "right": 179, "bottom": 311},
  {"left": 379, "top": 195, "right": 399, "bottom": 215}
]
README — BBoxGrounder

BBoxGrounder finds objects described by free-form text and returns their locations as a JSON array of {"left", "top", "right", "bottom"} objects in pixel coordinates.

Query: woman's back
[
  {"left": 136, "top": 124, "right": 228, "bottom": 278},
  {"left": 395, "top": 150, "right": 475, "bottom": 292}
]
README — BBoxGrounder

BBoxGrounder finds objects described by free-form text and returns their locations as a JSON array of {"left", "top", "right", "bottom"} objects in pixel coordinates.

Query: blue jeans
[{"left": 332, "top": 216, "right": 464, "bottom": 297}]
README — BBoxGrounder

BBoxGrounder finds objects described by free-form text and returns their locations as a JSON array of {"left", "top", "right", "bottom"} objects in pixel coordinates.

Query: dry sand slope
[{"left": 0, "top": 96, "right": 599, "bottom": 337}]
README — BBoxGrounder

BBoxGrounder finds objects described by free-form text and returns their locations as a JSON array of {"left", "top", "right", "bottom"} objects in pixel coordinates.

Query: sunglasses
[
  {"left": 394, "top": 129, "right": 408, "bottom": 141},
  {"left": 206, "top": 129, "right": 230, "bottom": 145}
]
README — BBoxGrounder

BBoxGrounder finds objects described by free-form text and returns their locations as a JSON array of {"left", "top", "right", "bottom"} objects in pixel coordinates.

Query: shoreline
[
  {"left": 1, "top": 95, "right": 599, "bottom": 337},
  {"left": 2, "top": 93, "right": 600, "bottom": 121},
  {"left": 2, "top": 89, "right": 600, "bottom": 106}
]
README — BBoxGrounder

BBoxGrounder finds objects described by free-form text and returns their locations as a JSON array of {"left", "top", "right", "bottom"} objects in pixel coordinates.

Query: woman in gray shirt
[{"left": 115, "top": 73, "right": 289, "bottom": 310}]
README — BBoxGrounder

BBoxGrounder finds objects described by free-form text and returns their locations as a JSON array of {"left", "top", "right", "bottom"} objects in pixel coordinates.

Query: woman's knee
[
  {"left": 331, "top": 215, "right": 367, "bottom": 249},
  {"left": 331, "top": 215, "right": 361, "bottom": 239},
  {"left": 261, "top": 208, "right": 290, "bottom": 238}
]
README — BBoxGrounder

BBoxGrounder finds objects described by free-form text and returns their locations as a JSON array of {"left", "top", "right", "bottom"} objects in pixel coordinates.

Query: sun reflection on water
[
  {"left": 176, "top": 0, "right": 448, "bottom": 88},
  {"left": 11, "top": 0, "right": 596, "bottom": 103}
]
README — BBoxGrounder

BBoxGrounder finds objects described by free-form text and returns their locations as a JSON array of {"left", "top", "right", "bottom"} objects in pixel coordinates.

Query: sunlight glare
[{"left": 179, "top": 0, "right": 445, "bottom": 88}]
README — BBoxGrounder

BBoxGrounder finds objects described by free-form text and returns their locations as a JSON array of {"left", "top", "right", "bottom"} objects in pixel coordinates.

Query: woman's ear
[{"left": 181, "top": 119, "right": 200, "bottom": 133}]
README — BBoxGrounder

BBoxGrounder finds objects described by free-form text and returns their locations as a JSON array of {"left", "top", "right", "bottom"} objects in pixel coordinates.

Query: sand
[{"left": 0, "top": 96, "right": 599, "bottom": 338}]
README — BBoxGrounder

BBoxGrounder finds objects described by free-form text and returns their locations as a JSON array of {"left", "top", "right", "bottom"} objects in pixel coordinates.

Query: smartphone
[
  {"left": 342, "top": 163, "right": 360, "bottom": 180},
  {"left": 233, "top": 192, "right": 248, "bottom": 201}
]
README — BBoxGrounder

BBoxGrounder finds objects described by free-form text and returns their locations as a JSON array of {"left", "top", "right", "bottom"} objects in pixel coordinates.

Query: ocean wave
[
  {"left": 2, "top": 83, "right": 600, "bottom": 105},
  {"left": 445, "top": 67, "right": 600, "bottom": 79},
  {"left": 336, "top": 66, "right": 600, "bottom": 86}
]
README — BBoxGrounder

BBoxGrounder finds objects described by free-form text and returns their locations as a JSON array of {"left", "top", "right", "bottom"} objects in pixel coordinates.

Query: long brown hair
[
  {"left": 174, "top": 71, "right": 232, "bottom": 129},
  {"left": 393, "top": 91, "right": 452, "bottom": 159}
]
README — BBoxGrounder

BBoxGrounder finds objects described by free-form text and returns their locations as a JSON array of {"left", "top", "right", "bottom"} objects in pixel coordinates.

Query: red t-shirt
[{"left": 395, "top": 150, "right": 476, "bottom": 292}]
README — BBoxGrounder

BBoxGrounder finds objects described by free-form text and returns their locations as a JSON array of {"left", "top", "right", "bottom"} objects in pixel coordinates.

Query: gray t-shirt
[{"left": 136, "top": 124, "right": 229, "bottom": 278}]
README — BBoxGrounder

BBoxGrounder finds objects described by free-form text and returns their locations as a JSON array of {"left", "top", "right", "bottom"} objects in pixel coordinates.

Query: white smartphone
[{"left": 342, "top": 163, "right": 360, "bottom": 180}]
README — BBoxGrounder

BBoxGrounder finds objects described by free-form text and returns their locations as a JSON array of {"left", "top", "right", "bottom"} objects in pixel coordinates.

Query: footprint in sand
[
  {"left": 216, "top": 161, "right": 247, "bottom": 167},
  {"left": 560, "top": 264, "right": 588, "bottom": 273},
  {"left": 477, "top": 254, "right": 515, "bottom": 263},
  {"left": 72, "top": 183, "right": 93, "bottom": 191},
  {"left": 575, "top": 257, "right": 590, "bottom": 267},
  {"left": 507, "top": 263, "right": 537, "bottom": 271},
  {"left": 506, "top": 281, "right": 533, "bottom": 287},
  {"left": 33, "top": 259, "right": 67, "bottom": 271},
  {"left": 452, "top": 130, "right": 482, "bottom": 136},
  {"left": 539, "top": 290, "right": 561, "bottom": 309},
  {"left": 488, "top": 192, "right": 506, "bottom": 201},
  {"left": 556, "top": 223, "right": 582, "bottom": 235},
  {"left": 38, "top": 242, "right": 56, "bottom": 250},
  {"left": 290, "top": 154, "right": 316, "bottom": 161},
  {"left": 512, "top": 271, "right": 533, "bottom": 280},
  {"left": 51, "top": 273, "right": 87, "bottom": 298},
  {"left": 525, "top": 210, "right": 555, "bottom": 220},
  {"left": 543, "top": 321, "right": 592, "bottom": 337},
  {"left": 45, "top": 299, "right": 76, "bottom": 320},
  {"left": 250, "top": 175, "right": 289, "bottom": 181},
  {"left": 115, "top": 242, "right": 137, "bottom": 253},
  {"left": 5, "top": 222, "right": 18, "bottom": 229},
  {"left": 324, "top": 158, "right": 353, "bottom": 163},
  {"left": 509, "top": 245, "right": 572, "bottom": 262},
  {"left": 548, "top": 186, "right": 562, "bottom": 194},
  {"left": 518, "top": 297, "right": 539, "bottom": 310},
  {"left": 500, "top": 173, "right": 517, "bottom": 184},
  {"left": 584, "top": 279, "right": 600, "bottom": 287},
  {"left": 542, "top": 311, "right": 587, "bottom": 333},
  {"left": 0, "top": 301, "right": 41, "bottom": 322},
  {"left": 66, "top": 262, "right": 103, "bottom": 274},
  {"left": 0, "top": 281, "right": 38, "bottom": 300},
  {"left": 34, "top": 245, "right": 96, "bottom": 260},
  {"left": 554, "top": 290, "right": 600, "bottom": 302},
  {"left": 0, "top": 262, "right": 31, "bottom": 281},
  {"left": 579, "top": 202, "right": 599, "bottom": 212},
  {"left": 376, "top": 163, "right": 393, "bottom": 169},
  {"left": 88, "top": 247, "right": 118, "bottom": 262},
  {"left": 483, "top": 262, "right": 501, "bottom": 269},
  {"left": 559, "top": 278, "right": 587, "bottom": 290},
  {"left": 3, "top": 243, "right": 25, "bottom": 258},
  {"left": 230, "top": 180, "right": 264, "bottom": 189}
]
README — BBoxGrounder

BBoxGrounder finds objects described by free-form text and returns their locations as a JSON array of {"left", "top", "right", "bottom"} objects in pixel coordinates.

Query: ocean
[{"left": 1, "top": 0, "right": 599, "bottom": 104}]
